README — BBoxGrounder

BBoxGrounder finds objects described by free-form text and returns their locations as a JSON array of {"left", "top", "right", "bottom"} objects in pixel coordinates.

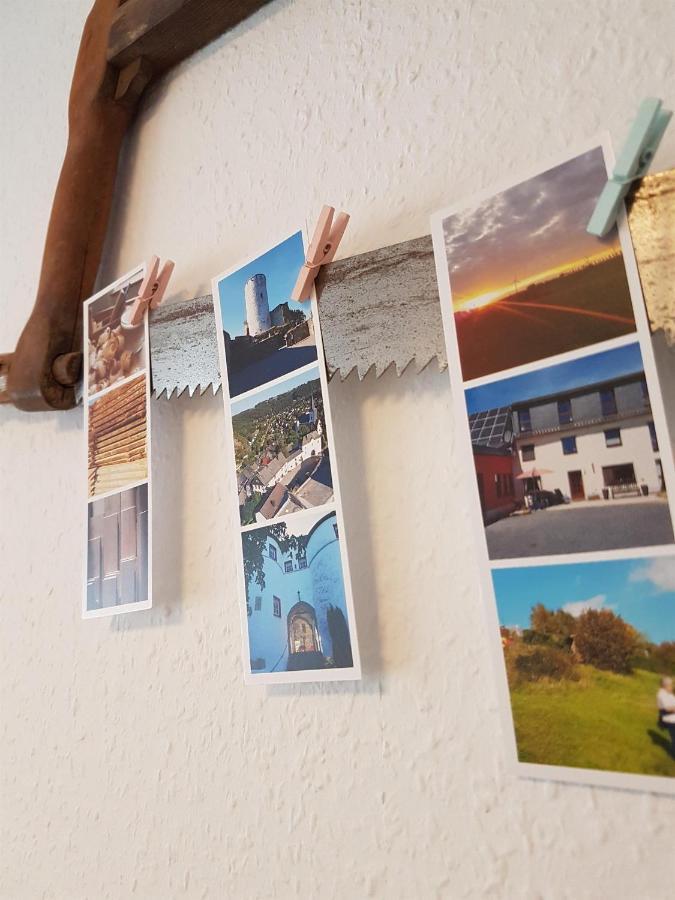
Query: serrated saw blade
[
  {"left": 147, "top": 171, "right": 673, "bottom": 399},
  {"left": 147, "top": 236, "right": 448, "bottom": 398}
]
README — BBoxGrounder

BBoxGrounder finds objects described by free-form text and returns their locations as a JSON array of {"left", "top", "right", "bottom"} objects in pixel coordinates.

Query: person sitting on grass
[{"left": 657, "top": 676, "right": 675, "bottom": 757}]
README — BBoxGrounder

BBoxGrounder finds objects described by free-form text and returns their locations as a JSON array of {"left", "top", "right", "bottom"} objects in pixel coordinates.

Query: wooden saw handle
[{"left": 1, "top": 0, "right": 150, "bottom": 411}]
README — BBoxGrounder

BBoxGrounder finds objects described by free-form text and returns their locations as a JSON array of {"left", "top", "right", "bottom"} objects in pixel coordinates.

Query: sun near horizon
[{"left": 452, "top": 247, "right": 622, "bottom": 313}]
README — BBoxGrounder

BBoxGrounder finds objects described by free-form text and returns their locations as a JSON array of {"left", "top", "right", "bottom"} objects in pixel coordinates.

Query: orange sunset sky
[{"left": 442, "top": 148, "right": 622, "bottom": 312}]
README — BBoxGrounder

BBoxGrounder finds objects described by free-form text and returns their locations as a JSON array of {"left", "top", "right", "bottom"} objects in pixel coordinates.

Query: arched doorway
[{"left": 287, "top": 601, "right": 320, "bottom": 655}]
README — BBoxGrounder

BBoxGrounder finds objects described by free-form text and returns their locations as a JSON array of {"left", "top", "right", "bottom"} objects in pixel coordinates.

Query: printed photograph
[
  {"left": 216, "top": 232, "right": 317, "bottom": 398},
  {"left": 85, "top": 483, "right": 149, "bottom": 614},
  {"left": 441, "top": 147, "right": 636, "bottom": 381},
  {"left": 88, "top": 373, "right": 148, "bottom": 498},
  {"left": 87, "top": 271, "right": 146, "bottom": 396},
  {"left": 233, "top": 366, "right": 332, "bottom": 525},
  {"left": 241, "top": 509, "right": 355, "bottom": 675},
  {"left": 465, "top": 342, "right": 673, "bottom": 559},
  {"left": 493, "top": 555, "right": 675, "bottom": 778}
]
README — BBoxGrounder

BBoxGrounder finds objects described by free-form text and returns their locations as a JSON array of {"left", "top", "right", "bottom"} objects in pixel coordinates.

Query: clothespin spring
[
  {"left": 587, "top": 97, "right": 672, "bottom": 237},
  {"left": 291, "top": 206, "right": 350, "bottom": 302},
  {"left": 126, "top": 257, "right": 175, "bottom": 326}
]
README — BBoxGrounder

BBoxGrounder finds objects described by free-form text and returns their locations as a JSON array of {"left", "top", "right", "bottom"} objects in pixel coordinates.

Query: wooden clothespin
[
  {"left": 127, "top": 256, "right": 175, "bottom": 325},
  {"left": 291, "top": 206, "right": 350, "bottom": 301},
  {"left": 587, "top": 97, "right": 672, "bottom": 237}
]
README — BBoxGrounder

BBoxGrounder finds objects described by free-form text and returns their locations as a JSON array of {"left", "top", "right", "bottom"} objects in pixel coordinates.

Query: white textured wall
[{"left": 1, "top": 2, "right": 674, "bottom": 898}]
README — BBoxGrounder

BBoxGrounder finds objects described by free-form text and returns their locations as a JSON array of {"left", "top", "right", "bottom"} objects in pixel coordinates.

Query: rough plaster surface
[{"left": 1, "top": 1, "right": 674, "bottom": 897}]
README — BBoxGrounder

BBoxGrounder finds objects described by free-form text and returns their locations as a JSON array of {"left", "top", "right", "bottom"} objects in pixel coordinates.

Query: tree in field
[
  {"left": 652, "top": 641, "right": 675, "bottom": 672},
  {"left": 529, "top": 603, "right": 576, "bottom": 647},
  {"left": 573, "top": 609, "right": 638, "bottom": 674},
  {"left": 242, "top": 523, "right": 308, "bottom": 590}
]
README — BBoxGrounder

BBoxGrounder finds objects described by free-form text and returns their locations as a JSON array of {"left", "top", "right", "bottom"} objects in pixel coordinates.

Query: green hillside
[
  {"left": 233, "top": 378, "right": 321, "bottom": 437},
  {"left": 509, "top": 666, "right": 675, "bottom": 777}
]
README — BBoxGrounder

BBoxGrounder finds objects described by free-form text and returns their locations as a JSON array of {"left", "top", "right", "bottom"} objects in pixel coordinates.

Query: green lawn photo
[
  {"left": 508, "top": 665, "right": 675, "bottom": 777},
  {"left": 493, "top": 556, "right": 675, "bottom": 780}
]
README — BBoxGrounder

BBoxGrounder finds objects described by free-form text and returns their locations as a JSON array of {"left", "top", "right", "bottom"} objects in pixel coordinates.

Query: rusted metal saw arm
[
  {"left": 0, "top": 0, "right": 272, "bottom": 411},
  {"left": 2, "top": 0, "right": 140, "bottom": 411}
]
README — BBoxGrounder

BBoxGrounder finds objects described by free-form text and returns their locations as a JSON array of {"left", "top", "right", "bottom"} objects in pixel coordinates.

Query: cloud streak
[
  {"left": 629, "top": 558, "right": 675, "bottom": 593},
  {"left": 563, "top": 594, "right": 611, "bottom": 617},
  {"left": 442, "top": 148, "right": 620, "bottom": 301}
]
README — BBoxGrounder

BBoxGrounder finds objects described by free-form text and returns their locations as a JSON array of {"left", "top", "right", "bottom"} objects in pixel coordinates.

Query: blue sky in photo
[
  {"left": 218, "top": 231, "right": 307, "bottom": 337},
  {"left": 493, "top": 556, "right": 675, "bottom": 643},
  {"left": 465, "top": 341, "right": 643, "bottom": 414},
  {"left": 231, "top": 364, "right": 320, "bottom": 416}
]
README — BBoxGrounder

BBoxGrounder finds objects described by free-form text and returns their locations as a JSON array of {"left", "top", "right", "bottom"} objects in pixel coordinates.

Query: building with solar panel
[
  {"left": 511, "top": 372, "right": 664, "bottom": 501},
  {"left": 469, "top": 406, "right": 520, "bottom": 523}
]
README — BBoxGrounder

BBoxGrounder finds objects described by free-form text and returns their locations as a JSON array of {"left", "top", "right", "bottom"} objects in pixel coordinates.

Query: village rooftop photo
[
  {"left": 493, "top": 555, "right": 675, "bottom": 779},
  {"left": 232, "top": 365, "right": 333, "bottom": 526},
  {"left": 441, "top": 147, "right": 636, "bottom": 381},
  {"left": 465, "top": 342, "right": 674, "bottom": 559},
  {"left": 215, "top": 232, "right": 318, "bottom": 398}
]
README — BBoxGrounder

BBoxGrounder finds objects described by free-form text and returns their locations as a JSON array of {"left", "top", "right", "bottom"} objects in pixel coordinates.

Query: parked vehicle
[{"left": 527, "top": 489, "right": 567, "bottom": 510}]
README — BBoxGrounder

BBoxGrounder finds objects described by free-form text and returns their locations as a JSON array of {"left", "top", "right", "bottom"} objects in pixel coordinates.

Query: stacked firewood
[{"left": 88, "top": 375, "right": 147, "bottom": 497}]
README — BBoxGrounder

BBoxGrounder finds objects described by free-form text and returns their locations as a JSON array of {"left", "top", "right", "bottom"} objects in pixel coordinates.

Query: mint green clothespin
[{"left": 587, "top": 97, "right": 672, "bottom": 237}]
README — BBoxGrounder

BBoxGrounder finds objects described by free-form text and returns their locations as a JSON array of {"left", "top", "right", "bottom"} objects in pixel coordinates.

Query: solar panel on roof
[{"left": 469, "top": 406, "right": 513, "bottom": 448}]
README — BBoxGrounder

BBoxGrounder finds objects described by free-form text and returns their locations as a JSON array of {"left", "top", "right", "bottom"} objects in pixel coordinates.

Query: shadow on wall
[
  {"left": 112, "top": 391, "right": 187, "bottom": 632},
  {"left": 329, "top": 370, "right": 383, "bottom": 682},
  {"left": 265, "top": 366, "right": 385, "bottom": 697},
  {"left": 266, "top": 362, "right": 464, "bottom": 696},
  {"left": 104, "top": 361, "right": 467, "bottom": 685}
]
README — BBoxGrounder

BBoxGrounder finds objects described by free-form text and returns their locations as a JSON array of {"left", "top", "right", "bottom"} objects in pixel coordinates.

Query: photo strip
[
  {"left": 213, "top": 232, "right": 361, "bottom": 683},
  {"left": 432, "top": 139, "right": 675, "bottom": 793},
  {"left": 83, "top": 266, "right": 152, "bottom": 619}
]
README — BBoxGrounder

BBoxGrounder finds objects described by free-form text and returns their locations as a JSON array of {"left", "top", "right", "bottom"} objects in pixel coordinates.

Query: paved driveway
[
  {"left": 486, "top": 500, "right": 674, "bottom": 559},
  {"left": 230, "top": 343, "right": 318, "bottom": 397}
]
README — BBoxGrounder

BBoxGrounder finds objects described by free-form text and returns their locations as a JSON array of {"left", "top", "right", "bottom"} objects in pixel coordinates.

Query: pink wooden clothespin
[
  {"left": 127, "top": 256, "right": 175, "bottom": 326},
  {"left": 291, "top": 206, "right": 350, "bottom": 301}
]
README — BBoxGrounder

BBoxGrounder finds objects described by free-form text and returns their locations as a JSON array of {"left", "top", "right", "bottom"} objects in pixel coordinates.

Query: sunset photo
[{"left": 441, "top": 147, "right": 637, "bottom": 381}]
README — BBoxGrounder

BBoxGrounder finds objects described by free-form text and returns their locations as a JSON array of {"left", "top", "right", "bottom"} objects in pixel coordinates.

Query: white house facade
[
  {"left": 244, "top": 512, "right": 352, "bottom": 673},
  {"left": 512, "top": 373, "right": 664, "bottom": 500},
  {"left": 301, "top": 427, "right": 322, "bottom": 460}
]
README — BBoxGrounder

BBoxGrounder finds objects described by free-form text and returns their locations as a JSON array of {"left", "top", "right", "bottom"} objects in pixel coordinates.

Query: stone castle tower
[{"left": 244, "top": 273, "right": 271, "bottom": 336}]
